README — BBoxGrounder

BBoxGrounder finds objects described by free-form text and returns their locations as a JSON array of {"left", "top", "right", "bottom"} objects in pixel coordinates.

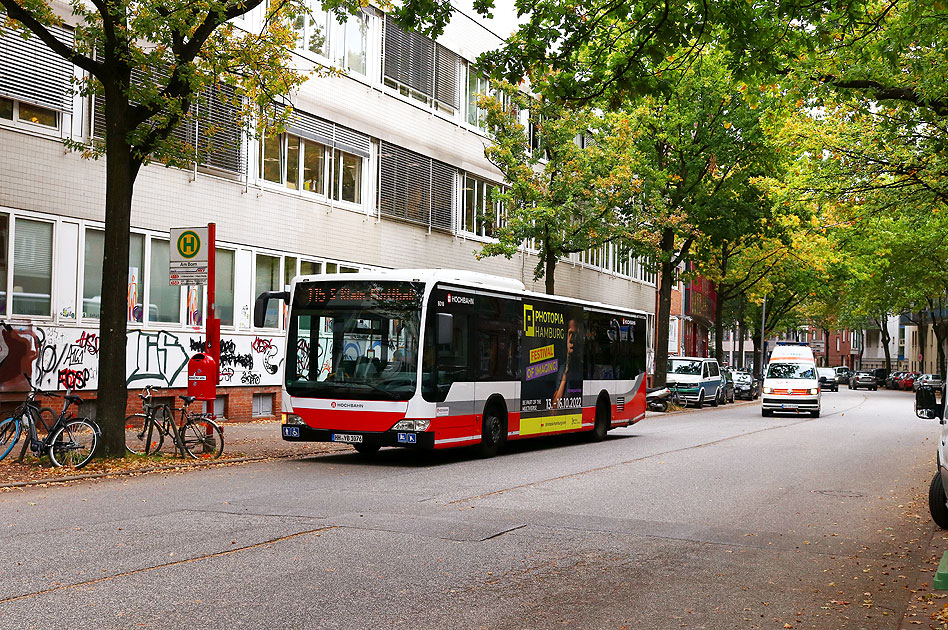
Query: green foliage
[{"left": 476, "top": 82, "right": 651, "bottom": 292}]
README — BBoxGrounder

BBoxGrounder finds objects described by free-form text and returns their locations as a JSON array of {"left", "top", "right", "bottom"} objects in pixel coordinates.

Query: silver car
[{"left": 916, "top": 374, "right": 944, "bottom": 391}]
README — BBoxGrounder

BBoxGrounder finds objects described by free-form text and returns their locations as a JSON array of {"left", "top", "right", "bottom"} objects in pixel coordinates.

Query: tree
[
  {"left": 0, "top": 0, "right": 358, "bottom": 456},
  {"left": 617, "top": 45, "right": 778, "bottom": 386},
  {"left": 477, "top": 84, "right": 651, "bottom": 293}
]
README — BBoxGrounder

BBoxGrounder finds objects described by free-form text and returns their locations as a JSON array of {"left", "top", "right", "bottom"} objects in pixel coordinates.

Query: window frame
[
  {"left": 258, "top": 132, "right": 365, "bottom": 208},
  {"left": 293, "top": 5, "right": 370, "bottom": 77}
]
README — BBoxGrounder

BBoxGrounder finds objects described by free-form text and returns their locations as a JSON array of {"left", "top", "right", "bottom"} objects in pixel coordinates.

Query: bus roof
[{"left": 291, "top": 268, "right": 650, "bottom": 318}]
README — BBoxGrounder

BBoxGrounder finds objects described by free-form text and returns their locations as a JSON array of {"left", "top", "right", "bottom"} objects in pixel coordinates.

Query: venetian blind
[{"left": 0, "top": 20, "right": 74, "bottom": 111}]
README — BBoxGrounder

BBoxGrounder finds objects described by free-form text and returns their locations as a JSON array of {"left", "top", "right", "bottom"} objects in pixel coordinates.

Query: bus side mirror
[
  {"left": 436, "top": 313, "right": 453, "bottom": 345},
  {"left": 916, "top": 386, "right": 943, "bottom": 422},
  {"left": 254, "top": 291, "right": 290, "bottom": 328}
]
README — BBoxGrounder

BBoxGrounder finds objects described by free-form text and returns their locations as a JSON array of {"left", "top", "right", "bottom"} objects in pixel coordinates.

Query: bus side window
[{"left": 422, "top": 309, "right": 471, "bottom": 402}]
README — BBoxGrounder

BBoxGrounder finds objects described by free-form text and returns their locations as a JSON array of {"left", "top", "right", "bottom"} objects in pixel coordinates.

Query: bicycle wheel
[
  {"left": 0, "top": 417, "right": 21, "bottom": 462},
  {"left": 125, "top": 413, "right": 164, "bottom": 455},
  {"left": 180, "top": 417, "right": 224, "bottom": 460},
  {"left": 48, "top": 418, "right": 99, "bottom": 469}
]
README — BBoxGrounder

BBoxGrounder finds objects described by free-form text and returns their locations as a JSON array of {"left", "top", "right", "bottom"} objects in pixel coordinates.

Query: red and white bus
[{"left": 255, "top": 269, "right": 648, "bottom": 457}]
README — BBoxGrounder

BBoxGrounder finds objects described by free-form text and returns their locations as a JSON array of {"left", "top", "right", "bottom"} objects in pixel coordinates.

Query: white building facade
[{"left": 0, "top": 5, "right": 657, "bottom": 419}]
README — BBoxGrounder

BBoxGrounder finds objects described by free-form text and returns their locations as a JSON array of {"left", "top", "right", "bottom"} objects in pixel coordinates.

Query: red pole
[{"left": 207, "top": 223, "right": 221, "bottom": 385}]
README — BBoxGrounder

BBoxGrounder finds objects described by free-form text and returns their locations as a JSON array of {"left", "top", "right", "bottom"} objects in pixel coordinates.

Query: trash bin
[{"left": 187, "top": 353, "right": 217, "bottom": 401}]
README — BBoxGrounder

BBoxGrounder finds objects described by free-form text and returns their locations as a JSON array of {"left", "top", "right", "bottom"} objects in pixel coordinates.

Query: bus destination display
[{"left": 295, "top": 282, "right": 421, "bottom": 308}]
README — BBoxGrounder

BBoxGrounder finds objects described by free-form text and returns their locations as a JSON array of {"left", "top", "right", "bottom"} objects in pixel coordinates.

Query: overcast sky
[{"left": 450, "top": 0, "right": 525, "bottom": 39}]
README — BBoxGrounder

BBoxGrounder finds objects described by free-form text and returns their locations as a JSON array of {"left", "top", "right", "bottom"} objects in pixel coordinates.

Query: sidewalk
[{"left": 0, "top": 420, "right": 348, "bottom": 490}]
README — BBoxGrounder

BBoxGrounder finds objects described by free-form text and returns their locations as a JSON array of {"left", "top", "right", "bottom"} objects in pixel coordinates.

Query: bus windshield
[{"left": 285, "top": 280, "right": 424, "bottom": 401}]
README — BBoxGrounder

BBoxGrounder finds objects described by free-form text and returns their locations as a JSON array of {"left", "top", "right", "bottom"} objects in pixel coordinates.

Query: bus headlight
[
  {"left": 809, "top": 388, "right": 819, "bottom": 395},
  {"left": 392, "top": 419, "right": 430, "bottom": 432},
  {"left": 763, "top": 387, "right": 772, "bottom": 394},
  {"left": 283, "top": 413, "right": 304, "bottom": 425}
]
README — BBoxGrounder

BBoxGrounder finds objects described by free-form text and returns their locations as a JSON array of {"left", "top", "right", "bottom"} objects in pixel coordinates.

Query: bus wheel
[
  {"left": 476, "top": 409, "right": 505, "bottom": 458},
  {"left": 353, "top": 443, "right": 380, "bottom": 456},
  {"left": 589, "top": 397, "right": 610, "bottom": 442}
]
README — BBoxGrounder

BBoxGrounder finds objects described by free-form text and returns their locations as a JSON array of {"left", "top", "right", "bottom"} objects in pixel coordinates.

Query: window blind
[
  {"left": 379, "top": 141, "right": 454, "bottom": 232},
  {"left": 0, "top": 20, "right": 73, "bottom": 111}
]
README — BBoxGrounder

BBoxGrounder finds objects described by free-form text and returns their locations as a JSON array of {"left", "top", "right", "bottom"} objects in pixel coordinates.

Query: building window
[
  {"left": 378, "top": 141, "right": 455, "bottom": 232},
  {"left": 259, "top": 133, "right": 363, "bottom": 204},
  {"left": 383, "top": 15, "right": 459, "bottom": 114},
  {"left": 81, "top": 230, "right": 145, "bottom": 321},
  {"left": 0, "top": 21, "right": 73, "bottom": 130},
  {"left": 12, "top": 218, "right": 53, "bottom": 316},
  {"left": 255, "top": 254, "right": 281, "bottom": 328},
  {"left": 333, "top": 149, "right": 361, "bottom": 203},
  {"left": 0, "top": 96, "right": 58, "bottom": 128},
  {"left": 252, "top": 393, "right": 273, "bottom": 417},
  {"left": 301, "top": 260, "right": 322, "bottom": 275},
  {"left": 294, "top": 6, "right": 368, "bottom": 75},
  {"left": 466, "top": 67, "right": 509, "bottom": 129},
  {"left": 148, "top": 239, "right": 180, "bottom": 323},
  {"left": 461, "top": 174, "right": 503, "bottom": 238},
  {"left": 216, "top": 248, "right": 235, "bottom": 327}
]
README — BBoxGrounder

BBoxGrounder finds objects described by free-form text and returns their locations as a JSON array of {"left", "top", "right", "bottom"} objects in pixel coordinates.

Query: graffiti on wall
[{"left": 0, "top": 324, "right": 285, "bottom": 392}]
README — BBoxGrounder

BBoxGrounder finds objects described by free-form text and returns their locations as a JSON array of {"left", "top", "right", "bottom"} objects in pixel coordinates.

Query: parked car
[
  {"left": 849, "top": 371, "right": 877, "bottom": 390},
  {"left": 733, "top": 371, "right": 759, "bottom": 400},
  {"left": 817, "top": 367, "right": 839, "bottom": 392},
  {"left": 914, "top": 386, "right": 948, "bottom": 528},
  {"left": 719, "top": 369, "right": 736, "bottom": 404},
  {"left": 915, "top": 374, "right": 944, "bottom": 391},
  {"left": 899, "top": 372, "right": 921, "bottom": 390},
  {"left": 666, "top": 357, "right": 723, "bottom": 409},
  {"left": 834, "top": 366, "right": 853, "bottom": 385},
  {"left": 886, "top": 372, "right": 905, "bottom": 389},
  {"left": 873, "top": 368, "right": 889, "bottom": 387}
]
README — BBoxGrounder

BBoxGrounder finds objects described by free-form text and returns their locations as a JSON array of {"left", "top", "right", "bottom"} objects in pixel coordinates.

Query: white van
[
  {"left": 761, "top": 343, "right": 821, "bottom": 417},
  {"left": 666, "top": 356, "right": 722, "bottom": 409}
]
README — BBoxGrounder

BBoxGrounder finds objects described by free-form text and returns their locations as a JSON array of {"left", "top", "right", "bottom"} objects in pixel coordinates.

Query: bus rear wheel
[
  {"left": 589, "top": 397, "right": 610, "bottom": 442},
  {"left": 476, "top": 409, "right": 505, "bottom": 458}
]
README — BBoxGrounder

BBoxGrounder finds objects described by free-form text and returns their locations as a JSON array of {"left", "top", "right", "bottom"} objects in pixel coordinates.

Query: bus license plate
[
  {"left": 781, "top": 404, "right": 797, "bottom": 409},
  {"left": 332, "top": 433, "right": 363, "bottom": 444},
  {"left": 283, "top": 426, "right": 300, "bottom": 438}
]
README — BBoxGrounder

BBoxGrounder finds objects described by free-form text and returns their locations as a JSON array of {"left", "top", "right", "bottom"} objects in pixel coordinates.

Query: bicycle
[
  {"left": 125, "top": 388, "right": 223, "bottom": 459},
  {"left": 124, "top": 385, "right": 174, "bottom": 455},
  {"left": 0, "top": 375, "right": 99, "bottom": 469},
  {"left": 169, "top": 395, "right": 224, "bottom": 460}
]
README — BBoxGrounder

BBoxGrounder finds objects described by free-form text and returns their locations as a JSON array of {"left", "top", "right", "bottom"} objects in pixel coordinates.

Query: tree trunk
[
  {"left": 653, "top": 230, "right": 676, "bottom": 387},
  {"left": 544, "top": 252, "right": 556, "bottom": 295},
  {"left": 876, "top": 315, "right": 891, "bottom": 373},
  {"left": 96, "top": 88, "right": 142, "bottom": 457},
  {"left": 737, "top": 298, "right": 746, "bottom": 369},
  {"left": 713, "top": 284, "right": 724, "bottom": 365}
]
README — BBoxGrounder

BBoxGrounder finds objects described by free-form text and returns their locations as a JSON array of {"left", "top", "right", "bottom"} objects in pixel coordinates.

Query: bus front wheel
[
  {"left": 476, "top": 408, "right": 506, "bottom": 458},
  {"left": 353, "top": 443, "right": 381, "bottom": 456}
]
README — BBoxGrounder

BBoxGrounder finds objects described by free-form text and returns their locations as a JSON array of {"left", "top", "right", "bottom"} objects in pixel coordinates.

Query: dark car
[
  {"left": 718, "top": 369, "right": 736, "bottom": 404},
  {"left": 835, "top": 366, "right": 853, "bottom": 385},
  {"left": 817, "top": 367, "right": 839, "bottom": 392},
  {"left": 849, "top": 371, "right": 877, "bottom": 391},
  {"left": 886, "top": 372, "right": 905, "bottom": 389},
  {"left": 873, "top": 368, "right": 889, "bottom": 387},
  {"left": 733, "top": 371, "right": 759, "bottom": 400}
]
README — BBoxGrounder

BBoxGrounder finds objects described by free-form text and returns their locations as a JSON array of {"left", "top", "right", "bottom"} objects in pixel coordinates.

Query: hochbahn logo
[{"left": 176, "top": 230, "right": 201, "bottom": 259}]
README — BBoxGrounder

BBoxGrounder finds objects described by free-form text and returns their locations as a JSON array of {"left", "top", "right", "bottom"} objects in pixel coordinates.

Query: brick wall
[{"left": 0, "top": 386, "right": 281, "bottom": 426}]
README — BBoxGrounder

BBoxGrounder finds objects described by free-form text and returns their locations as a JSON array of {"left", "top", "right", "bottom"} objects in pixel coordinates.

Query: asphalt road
[{"left": 0, "top": 387, "right": 941, "bottom": 629}]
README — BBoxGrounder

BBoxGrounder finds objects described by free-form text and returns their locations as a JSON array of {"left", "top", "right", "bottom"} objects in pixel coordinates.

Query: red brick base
[{"left": 0, "top": 387, "right": 282, "bottom": 424}]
